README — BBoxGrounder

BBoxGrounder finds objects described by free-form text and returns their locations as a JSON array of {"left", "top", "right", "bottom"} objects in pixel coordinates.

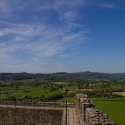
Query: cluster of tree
[
  {"left": 76, "top": 89, "right": 123, "bottom": 98},
  {"left": 40, "top": 93, "right": 63, "bottom": 101},
  {"left": 49, "top": 84, "right": 63, "bottom": 92},
  {"left": 77, "top": 83, "right": 111, "bottom": 89},
  {"left": 66, "top": 88, "right": 123, "bottom": 98}
]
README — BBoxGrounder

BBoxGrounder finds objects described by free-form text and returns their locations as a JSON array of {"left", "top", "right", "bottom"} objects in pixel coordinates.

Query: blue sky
[{"left": 0, "top": 0, "right": 125, "bottom": 73}]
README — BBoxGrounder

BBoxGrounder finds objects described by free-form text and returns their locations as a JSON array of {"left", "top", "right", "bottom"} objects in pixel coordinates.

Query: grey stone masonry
[
  {"left": 0, "top": 100, "right": 74, "bottom": 108},
  {"left": 75, "top": 94, "right": 115, "bottom": 125},
  {"left": 0, "top": 107, "right": 63, "bottom": 125}
]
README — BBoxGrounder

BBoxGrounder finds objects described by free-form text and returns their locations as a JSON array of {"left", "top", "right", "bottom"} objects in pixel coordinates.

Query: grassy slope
[
  {"left": 57, "top": 97, "right": 75, "bottom": 103},
  {"left": 91, "top": 100, "right": 125, "bottom": 125},
  {"left": 0, "top": 86, "right": 63, "bottom": 99},
  {"left": 113, "top": 92, "right": 125, "bottom": 96}
]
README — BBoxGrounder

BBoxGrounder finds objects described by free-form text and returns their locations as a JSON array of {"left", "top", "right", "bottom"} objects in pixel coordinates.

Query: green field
[
  {"left": 52, "top": 82, "right": 69, "bottom": 84},
  {"left": 57, "top": 97, "right": 75, "bottom": 103},
  {"left": 0, "top": 81, "right": 125, "bottom": 125},
  {"left": 113, "top": 92, "right": 125, "bottom": 96},
  {"left": 0, "top": 85, "right": 65, "bottom": 102},
  {"left": 91, "top": 99, "right": 125, "bottom": 125},
  {"left": 0, "top": 82, "right": 78, "bottom": 100}
]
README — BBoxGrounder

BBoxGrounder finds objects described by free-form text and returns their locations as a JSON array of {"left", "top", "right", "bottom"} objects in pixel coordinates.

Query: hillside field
[
  {"left": 91, "top": 99, "right": 125, "bottom": 125},
  {"left": 113, "top": 92, "right": 125, "bottom": 96}
]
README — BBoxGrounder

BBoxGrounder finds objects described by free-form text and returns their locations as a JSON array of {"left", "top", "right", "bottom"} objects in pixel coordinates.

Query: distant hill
[{"left": 0, "top": 72, "right": 125, "bottom": 81}]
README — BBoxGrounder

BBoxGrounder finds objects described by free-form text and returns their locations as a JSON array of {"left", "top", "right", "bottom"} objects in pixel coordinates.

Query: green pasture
[
  {"left": 90, "top": 97, "right": 125, "bottom": 102},
  {"left": 52, "top": 82, "right": 68, "bottom": 84},
  {"left": 0, "top": 82, "right": 125, "bottom": 125},
  {"left": 57, "top": 97, "right": 75, "bottom": 103},
  {"left": 0, "top": 85, "right": 64, "bottom": 100},
  {"left": 65, "top": 85, "right": 78, "bottom": 90},
  {"left": 92, "top": 100, "right": 125, "bottom": 125},
  {"left": 113, "top": 92, "right": 125, "bottom": 96}
]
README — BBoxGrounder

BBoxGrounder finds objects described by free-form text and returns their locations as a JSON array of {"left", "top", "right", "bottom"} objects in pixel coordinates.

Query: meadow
[
  {"left": 113, "top": 92, "right": 125, "bottom": 96},
  {"left": 91, "top": 100, "right": 125, "bottom": 125},
  {"left": 0, "top": 85, "right": 65, "bottom": 102},
  {"left": 0, "top": 78, "right": 125, "bottom": 125}
]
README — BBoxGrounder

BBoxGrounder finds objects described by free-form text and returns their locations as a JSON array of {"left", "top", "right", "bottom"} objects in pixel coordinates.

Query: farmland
[
  {"left": 0, "top": 72, "right": 125, "bottom": 124},
  {"left": 113, "top": 92, "right": 125, "bottom": 96},
  {"left": 91, "top": 99, "right": 125, "bottom": 125}
]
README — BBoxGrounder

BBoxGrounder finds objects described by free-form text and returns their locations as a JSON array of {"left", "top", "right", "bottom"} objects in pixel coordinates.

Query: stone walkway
[{"left": 67, "top": 108, "right": 79, "bottom": 125}]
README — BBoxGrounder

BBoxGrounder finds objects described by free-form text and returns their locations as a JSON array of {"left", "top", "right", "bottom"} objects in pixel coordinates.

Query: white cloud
[
  {"left": 0, "top": 42, "right": 5, "bottom": 46},
  {"left": 59, "top": 10, "right": 81, "bottom": 22},
  {"left": 0, "top": 0, "right": 91, "bottom": 72},
  {"left": 68, "top": 23, "right": 84, "bottom": 29},
  {"left": 34, "top": 0, "right": 88, "bottom": 11},
  {"left": 0, "top": 21, "right": 47, "bottom": 37},
  {"left": 14, "top": 36, "right": 24, "bottom": 41},
  {"left": 100, "top": 3, "right": 120, "bottom": 9},
  {"left": 0, "top": 0, "right": 12, "bottom": 16},
  {"left": 0, "top": 20, "right": 89, "bottom": 59},
  {"left": 0, "top": 0, "right": 88, "bottom": 15}
]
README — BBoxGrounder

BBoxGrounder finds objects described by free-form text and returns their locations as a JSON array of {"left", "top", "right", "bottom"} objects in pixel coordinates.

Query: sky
[{"left": 0, "top": 0, "right": 125, "bottom": 73}]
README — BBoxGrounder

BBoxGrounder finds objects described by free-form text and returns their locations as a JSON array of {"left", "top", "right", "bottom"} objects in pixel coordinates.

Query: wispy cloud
[
  {"left": 0, "top": 0, "right": 91, "bottom": 72},
  {"left": 100, "top": 3, "right": 120, "bottom": 9},
  {"left": 0, "top": 0, "right": 12, "bottom": 16},
  {"left": 0, "top": 0, "right": 123, "bottom": 73},
  {"left": 59, "top": 10, "right": 81, "bottom": 22},
  {"left": 34, "top": 0, "right": 88, "bottom": 10},
  {"left": 0, "top": 0, "right": 88, "bottom": 15},
  {"left": 0, "top": 20, "right": 89, "bottom": 58}
]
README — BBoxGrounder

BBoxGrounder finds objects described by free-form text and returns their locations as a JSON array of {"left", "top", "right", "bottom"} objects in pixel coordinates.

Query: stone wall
[
  {"left": 0, "top": 107, "right": 63, "bottom": 125},
  {"left": 0, "top": 100, "right": 74, "bottom": 108},
  {"left": 75, "top": 94, "right": 115, "bottom": 125}
]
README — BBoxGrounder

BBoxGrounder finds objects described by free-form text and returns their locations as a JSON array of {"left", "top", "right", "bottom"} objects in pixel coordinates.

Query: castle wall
[
  {"left": 0, "top": 107, "right": 63, "bottom": 125},
  {"left": 0, "top": 100, "right": 74, "bottom": 108},
  {"left": 0, "top": 94, "right": 116, "bottom": 125},
  {"left": 75, "top": 94, "right": 115, "bottom": 125}
]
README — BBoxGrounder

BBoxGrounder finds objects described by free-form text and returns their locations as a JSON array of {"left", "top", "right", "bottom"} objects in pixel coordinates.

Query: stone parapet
[
  {"left": 0, "top": 100, "right": 74, "bottom": 108},
  {"left": 75, "top": 94, "right": 115, "bottom": 125},
  {"left": 0, "top": 107, "right": 63, "bottom": 125}
]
